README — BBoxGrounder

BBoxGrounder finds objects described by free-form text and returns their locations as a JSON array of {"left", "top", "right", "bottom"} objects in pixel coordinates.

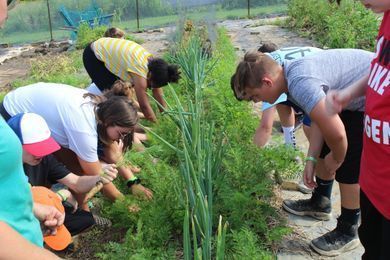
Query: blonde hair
[
  {"left": 104, "top": 27, "right": 125, "bottom": 39},
  {"left": 232, "top": 51, "right": 278, "bottom": 100}
]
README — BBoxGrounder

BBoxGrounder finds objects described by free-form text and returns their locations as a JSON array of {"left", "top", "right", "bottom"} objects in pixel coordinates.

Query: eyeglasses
[{"left": 118, "top": 131, "right": 131, "bottom": 140}]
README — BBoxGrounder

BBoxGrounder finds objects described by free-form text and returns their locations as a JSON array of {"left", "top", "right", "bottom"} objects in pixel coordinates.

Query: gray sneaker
[
  {"left": 310, "top": 219, "right": 360, "bottom": 256},
  {"left": 297, "top": 180, "right": 313, "bottom": 194},
  {"left": 282, "top": 192, "right": 332, "bottom": 220}
]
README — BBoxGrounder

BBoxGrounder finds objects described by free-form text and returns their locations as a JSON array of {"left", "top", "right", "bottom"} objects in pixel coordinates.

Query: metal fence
[{"left": 1, "top": 0, "right": 287, "bottom": 44}]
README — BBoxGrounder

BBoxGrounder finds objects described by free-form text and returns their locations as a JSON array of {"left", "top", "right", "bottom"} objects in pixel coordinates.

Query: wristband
[
  {"left": 126, "top": 176, "right": 141, "bottom": 188},
  {"left": 305, "top": 156, "right": 318, "bottom": 164},
  {"left": 57, "top": 190, "right": 67, "bottom": 202}
]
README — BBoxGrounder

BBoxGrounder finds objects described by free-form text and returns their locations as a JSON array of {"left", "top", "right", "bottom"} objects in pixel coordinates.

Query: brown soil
[{"left": 0, "top": 41, "right": 71, "bottom": 90}]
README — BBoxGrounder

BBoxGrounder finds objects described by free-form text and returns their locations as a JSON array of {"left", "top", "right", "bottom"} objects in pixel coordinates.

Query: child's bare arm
[
  {"left": 304, "top": 122, "right": 324, "bottom": 188},
  {"left": 133, "top": 74, "right": 157, "bottom": 122},
  {"left": 0, "top": 221, "right": 60, "bottom": 259},
  {"left": 310, "top": 98, "right": 347, "bottom": 172}
]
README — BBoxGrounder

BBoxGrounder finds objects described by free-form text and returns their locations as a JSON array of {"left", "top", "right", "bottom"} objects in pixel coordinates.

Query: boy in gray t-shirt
[{"left": 232, "top": 49, "right": 373, "bottom": 256}]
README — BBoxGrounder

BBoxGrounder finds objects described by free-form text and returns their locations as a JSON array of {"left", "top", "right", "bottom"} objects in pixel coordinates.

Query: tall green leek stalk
[{"left": 147, "top": 36, "right": 227, "bottom": 259}]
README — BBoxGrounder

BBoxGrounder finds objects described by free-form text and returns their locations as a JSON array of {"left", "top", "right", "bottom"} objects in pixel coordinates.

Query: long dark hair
[{"left": 84, "top": 80, "right": 138, "bottom": 151}]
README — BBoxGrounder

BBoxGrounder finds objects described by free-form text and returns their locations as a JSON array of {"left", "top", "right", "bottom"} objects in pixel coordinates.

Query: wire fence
[{"left": 1, "top": 0, "right": 287, "bottom": 45}]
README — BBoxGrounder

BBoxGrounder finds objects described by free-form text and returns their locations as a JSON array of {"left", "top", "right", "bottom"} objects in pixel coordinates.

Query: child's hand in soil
[{"left": 131, "top": 184, "right": 153, "bottom": 200}]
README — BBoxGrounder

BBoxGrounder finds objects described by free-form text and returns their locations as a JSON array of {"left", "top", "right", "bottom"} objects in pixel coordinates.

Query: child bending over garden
[
  {"left": 254, "top": 42, "right": 322, "bottom": 148},
  {"left": 7, "top": 112, "right": 118, "bottom": 237},
  {"left": 231, "top": 48, "right": 373, "bottom": 256},
  {"left": 0, "top": 115, "right": 64, "bottom": 257},
  {"left": 83, "top": 37, "right": 181, "bottom": 122},
  {"left": 325, "top": 0, "right": 390, "bottom": 258},
  {"left": 0, "top": 81, "right": 153, "bottom": 210}
]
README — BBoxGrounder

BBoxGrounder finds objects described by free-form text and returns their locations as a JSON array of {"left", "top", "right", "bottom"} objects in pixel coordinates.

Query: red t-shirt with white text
[{"left": 360, "top": 10, "right": 390, "bottom": 219}]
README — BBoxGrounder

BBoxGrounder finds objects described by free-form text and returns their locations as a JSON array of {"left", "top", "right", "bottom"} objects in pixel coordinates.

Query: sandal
[{"left": 93, "top": 215, "right": 112, "bottom": 228}]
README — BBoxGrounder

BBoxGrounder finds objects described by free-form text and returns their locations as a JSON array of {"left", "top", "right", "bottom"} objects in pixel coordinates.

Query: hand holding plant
[
  {"left": 100, "top": 164, "right": 118, "bottom": 184},
  {"left": 131, "top": 184, "right": 153, "bottom": 200}
]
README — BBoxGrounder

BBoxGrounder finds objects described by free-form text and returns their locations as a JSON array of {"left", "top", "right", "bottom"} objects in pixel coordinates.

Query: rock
[
  {"left": 153, "top": 28, "right": 164, "bottom": 33},
  {"left": 281, "top": 181, "right": 299, "bottom": 191}
]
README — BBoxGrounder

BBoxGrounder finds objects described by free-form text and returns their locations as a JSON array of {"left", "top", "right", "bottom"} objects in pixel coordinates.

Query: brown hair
[
  {"left": 258, "top": 42, "right": 278, "bottom": 53},
  {"left": 232, "top": 51, "right": 278, "bottom": 100},
  {"left": 84, "top": 80, "right": 138, "bottom": 151},
  {"left": 104, "top": 27, "right": 125, "bottom": 39}
]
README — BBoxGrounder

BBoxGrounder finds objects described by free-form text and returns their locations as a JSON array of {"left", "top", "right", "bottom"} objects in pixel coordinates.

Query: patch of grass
[
  {"left": 117, "top": 4, "right": 287, "bottom": 31},
  {"left": 227, "top": 228, "right": 274, "bottom": 259},
  {"left": 0, "top": 30, "right": 70, "bottom": 45},
  {"left": 0, "top": 92, "right": 5, "bottom": 102},
  {"left": 2, "top": 4, "right": 287, "bottom": 44},
  {"left": 10, "top": 51, "right": 90, "bottom": 88},
  {"left": 259, "top": 145, "right": 304, "bottom": 183},
  {"left": 287, "top": 0, "right": 379, "bottom": 50}
]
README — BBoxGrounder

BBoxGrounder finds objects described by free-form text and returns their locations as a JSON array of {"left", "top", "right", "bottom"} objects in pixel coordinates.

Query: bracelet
[
  {"left": 56, "top": 190, "right": 67, "bottom": 202},
  {"left": 126, "top": 176, "right": 141, "bottom": 188},
  {"left": 305, "top": 156, "right": 318, "bottom": 164}
]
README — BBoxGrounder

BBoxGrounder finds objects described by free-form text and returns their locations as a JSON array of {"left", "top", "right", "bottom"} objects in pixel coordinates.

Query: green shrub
[
  {"left": 287, "top": 0, "right": 379, "bottom": 50},
  {"left": 75, "top": 24, "right": 144, "bottom": 49},
  {"left": 227, "top": 228, "right": 273, "bottom": 259},
  {"left": 0, "top": 92, "right": 5, "bottom": 102},
  {"left": 222, "top": 0, "right": 287, "bottom": 10}
]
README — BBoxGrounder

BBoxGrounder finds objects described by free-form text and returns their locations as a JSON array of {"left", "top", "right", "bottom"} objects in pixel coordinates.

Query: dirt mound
[{"left": 0, "top": 41, "right": 71, "bottom": 90}]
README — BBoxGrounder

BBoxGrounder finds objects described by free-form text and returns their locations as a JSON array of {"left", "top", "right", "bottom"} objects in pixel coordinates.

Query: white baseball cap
[{"left": 7, "top": 113, "right": 60, "bottom": 157}]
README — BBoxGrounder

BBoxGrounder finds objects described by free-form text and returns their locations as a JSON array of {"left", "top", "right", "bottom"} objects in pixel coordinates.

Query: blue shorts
[{"left": 261, "top": 97, "right": 311, "bottom": 126}]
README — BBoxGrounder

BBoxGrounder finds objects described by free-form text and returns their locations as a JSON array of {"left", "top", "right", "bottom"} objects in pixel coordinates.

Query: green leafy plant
[
  {"left": 147, "top": 36, "right": 228, "bottom": 259},
  {"left": 287, "top": 0, "right": 379, "bottom": 50}
]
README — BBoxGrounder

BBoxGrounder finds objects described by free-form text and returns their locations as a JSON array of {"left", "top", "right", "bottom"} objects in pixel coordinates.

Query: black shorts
[
  {"left": 359, "top": 190, "right": 390, "bottom": 260},
  {"left": 83, "top": 43, "right": 119, "bottom": 91},
  {"left": 64, "top": 206, "right": 95, "bottom": 236},
  {"left": 319, "top": 111, "right": 364, "bottom": 184}
]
